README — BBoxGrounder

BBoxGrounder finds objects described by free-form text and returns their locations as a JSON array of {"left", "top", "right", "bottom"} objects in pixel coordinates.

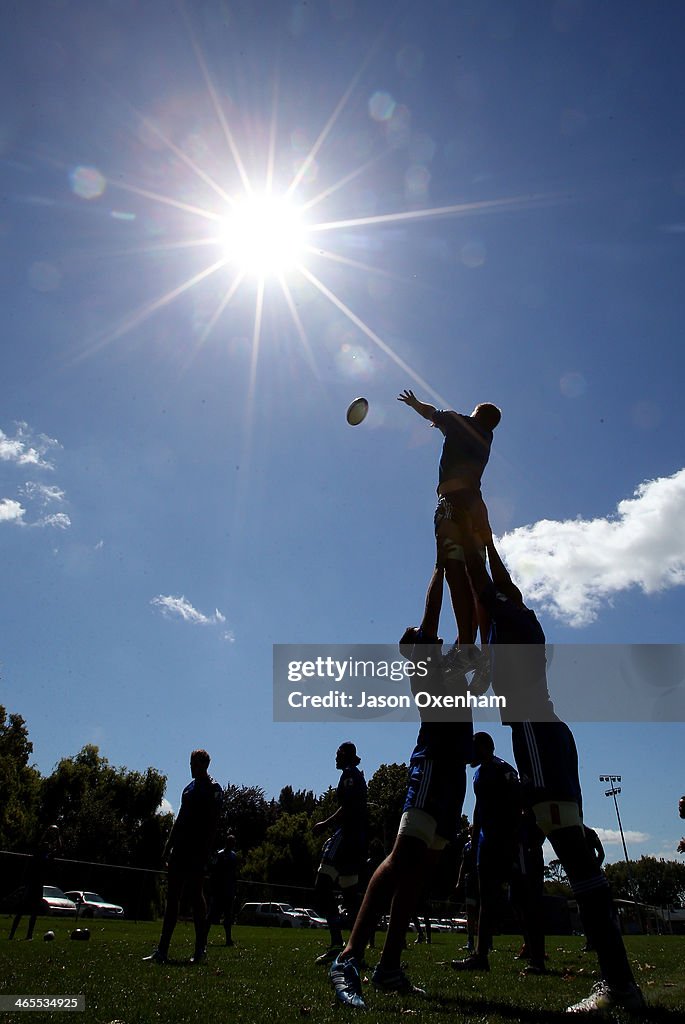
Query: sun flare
[{"left": 218, "top": 193, "right": 308, "bottom": 277}]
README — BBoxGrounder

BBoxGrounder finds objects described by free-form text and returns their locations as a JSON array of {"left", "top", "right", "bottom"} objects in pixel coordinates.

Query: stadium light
[
  {"left": 599, "top": 775, "right": 629, "bottom": 860},
  {"left": 599, "top": 773, "right": 638, "bottom": 896}
]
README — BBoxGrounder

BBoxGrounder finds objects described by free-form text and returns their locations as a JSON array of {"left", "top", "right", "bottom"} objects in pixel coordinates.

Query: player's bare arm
[
  {"left": 397, "top": 389, "right": 437, "bottom": 422},
  {"left": 313, "top": 806, "right": 343, "bottom": 835}
]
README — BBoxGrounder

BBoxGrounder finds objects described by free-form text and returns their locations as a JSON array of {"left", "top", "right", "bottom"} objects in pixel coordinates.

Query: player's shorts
[
  {"left": 167, "top": 847, "right": 211, "bottom": 877},
  {"left": 531, "top": 799, "right": 583, "bottom": 836},
  {"left": 317, "top": 829, "right": 366, "bottom": 888},
  {"left": 398, "top": 756, "right": 467, "bottom": 850},
  {"left": 434, "top": 491, "right": 489, "bottom": 560},
  {"left": 510, "top": 720, "right": 583, "bottom": 807}
]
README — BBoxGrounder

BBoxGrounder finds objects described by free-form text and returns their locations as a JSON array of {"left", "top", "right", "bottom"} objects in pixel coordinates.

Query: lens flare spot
[
  {"left": 460, "top": 240, "right": 486, "bottom": 268},
  {"left": 384, "top": 104, "right": 411, "bottom": 148},
  {"left": 631, "top": 400, "right": 661, "bottom": 430},
  {"left": 405, "top": 164, "right": 431, "bottom": 202},
  {"left": 369, "top": 91, "right": 396, "bottom": 122},
  {"left": 69, "top": 165, "right": 106, "bottom": 200},
  {"left": 560, "top": 371, "right": 587, "bottom": 398},
  {"left": 291, "top": 154, "right": 319, "bottom": 185},
  {"left": 409, "top": 133, "right": 437, "bottom": 165},
  {"left": 336, "top": 342, "right": 374, "bottom": 380}
]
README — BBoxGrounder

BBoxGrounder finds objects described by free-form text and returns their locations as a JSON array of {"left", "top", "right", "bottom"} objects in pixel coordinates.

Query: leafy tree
[
  {"left": 367, "top": 763, "right": 409, "bottom": 851},
  {"left": 604, "top": 856, "right": 685, "bottom": 906},
  {"left": 241, "top": 811, "right": 320, "bottom": 887},
  {"left": 39, "top": 745, "right": 171, "bottom": 917},
  {"left": 41, "top": 745, "right": 169, "bottom": 863},
  {"left": 313, "top": 785, "right": 339, "bottom": 827},
  {"left": 278, "top": 785, "right": 317, "bottom": 816},
  {"left": 0, "top": 706, "right": 41, "bottom": 850},
  {"left": 219, "top": 783, "right": 275, "bottom": 851},
  {"left": 544, "top": 859, "right": 569, "bottom": 884}
]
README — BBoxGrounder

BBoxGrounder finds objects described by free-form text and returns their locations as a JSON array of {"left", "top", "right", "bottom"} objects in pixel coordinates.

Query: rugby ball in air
[{"left": 346, "top": 397, "right": 369, "bottom": 426}]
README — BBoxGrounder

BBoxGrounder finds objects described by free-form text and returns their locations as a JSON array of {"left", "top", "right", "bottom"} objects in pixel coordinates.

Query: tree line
[
  {"left": 0, "top": 705, "right": 464, "bottom": 915},
  {"left": 2, "top": 704, "right": 684, "bottom": 916}
]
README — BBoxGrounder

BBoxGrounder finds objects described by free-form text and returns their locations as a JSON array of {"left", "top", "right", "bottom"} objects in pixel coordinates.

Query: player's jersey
[
  {"left": 337, "top": 765, "right": 368, "bottom": 835},
  {"left": 473, "top": 756, "right": 521, "bottom": 841},
  {"left": 431, "top": 410, "right": 493, "bottom": 491},
  {"left": 412, "top": 653, "right": 474, "bottom": 762},
  {"left": 478, "top": 579, "right": 556, "bottom": 721},
  {"left": 25, "top": 845, "right": 57, "bottom": 891},
  {"left": 172, "top": 775, "right": 223, "bottom": 861}
]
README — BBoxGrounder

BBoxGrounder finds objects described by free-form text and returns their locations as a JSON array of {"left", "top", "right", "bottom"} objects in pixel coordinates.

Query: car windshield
[
  {"left": 84, "top": 893, "right": 104, "bottom": 902},
  {"left": 43, "top": 887, "right": 66, "bottom": 898}
]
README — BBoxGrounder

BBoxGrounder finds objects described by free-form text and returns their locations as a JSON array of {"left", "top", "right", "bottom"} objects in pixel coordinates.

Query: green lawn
[{"left": 0, "top": 918, "right": 683, "bottom": 1023}]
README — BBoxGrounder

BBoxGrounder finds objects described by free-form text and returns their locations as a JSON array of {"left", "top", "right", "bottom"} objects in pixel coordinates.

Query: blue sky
[{"left": 1, "top": 0, "right": 684, "bottom": 866}]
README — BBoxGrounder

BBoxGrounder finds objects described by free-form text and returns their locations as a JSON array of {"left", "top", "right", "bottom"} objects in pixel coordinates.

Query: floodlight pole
[
  {"left": 599, "top": 773, "right": 642, "bottom": 923},
  {"left": 599, "top": 774, "right": 630, "bottom": 864}
]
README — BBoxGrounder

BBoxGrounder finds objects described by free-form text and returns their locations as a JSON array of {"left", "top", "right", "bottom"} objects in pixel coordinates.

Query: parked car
[
  {"left": 64, "top": 891, "right": 124, "bottom": 918},
  {"left": 237, "top": 902, "right": 309, "bottom": 928},
  {"left": 41, "top": 886, "right": 78, "bottom": 916},
  {"left": 294, "top": 907, "right": 327, "bottom": 929}
]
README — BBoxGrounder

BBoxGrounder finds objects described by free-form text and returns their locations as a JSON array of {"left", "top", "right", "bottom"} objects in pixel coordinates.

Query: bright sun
[{"left": 219, "top": 193, "right": 308, "bottom": 277}]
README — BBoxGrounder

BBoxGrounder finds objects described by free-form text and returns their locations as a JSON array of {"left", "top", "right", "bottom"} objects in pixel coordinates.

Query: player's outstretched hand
[{"left": 398, "top": 389, "right": 417, "bottom": 407}]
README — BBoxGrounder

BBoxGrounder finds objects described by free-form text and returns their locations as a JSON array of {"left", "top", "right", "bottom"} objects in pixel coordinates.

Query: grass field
[{"left": 1, "top": 918, "right": 684, "bottom": 1023}]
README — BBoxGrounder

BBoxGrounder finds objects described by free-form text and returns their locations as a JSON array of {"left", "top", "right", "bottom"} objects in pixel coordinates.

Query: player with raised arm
[{"left": 398, "top": 388, "right": 500, "bottom": 654}]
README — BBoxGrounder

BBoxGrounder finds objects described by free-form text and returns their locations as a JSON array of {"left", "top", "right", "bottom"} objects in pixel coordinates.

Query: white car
[
  {"left": 64, "top": 891, "right": 124, "bottom": 918},
  {"left": 238, "top": 902, "right": 310, "bottom": 928},
  {"left": 41, "top": 886, "right": 78, "bottom": 916},
  {"left": 295, "top": 907, "right": 328, "bottom": 929}
]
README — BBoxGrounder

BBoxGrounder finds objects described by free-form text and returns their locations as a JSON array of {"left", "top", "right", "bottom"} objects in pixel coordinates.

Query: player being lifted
[{"left": 398, "top": 389, "right": 500, "bottom": 655}]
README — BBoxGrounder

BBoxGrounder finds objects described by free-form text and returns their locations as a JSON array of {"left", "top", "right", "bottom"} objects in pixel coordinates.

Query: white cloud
[
  {"left": 36, "top": 513, "right": 71, "bottom": 530},
  {"left": 157, "top": 797, "right": 175, "bottom": 816},
  {"left": 0, "top": 498, "right": 25, "bottom": 524},
  {"left": 151, "top": 594, "right": 231, "bottom": 636},
  {"left": 0, "top": 423, "right": 60, "bottom": 470},
  {"left": 594, "top": 828, "right": 650, "bottom": 846},
  {"left": 21, "top": 481, "right": 65, "bottom": 504},
  {"left": 497, "top": 468, "right": 685, "bottom": 626}
]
